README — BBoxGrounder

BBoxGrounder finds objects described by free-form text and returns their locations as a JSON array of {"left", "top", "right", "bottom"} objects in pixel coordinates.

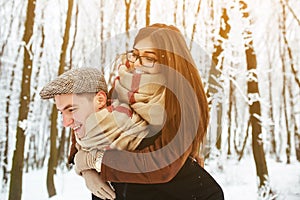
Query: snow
[
  {"left": 22, "top": 169, "right": 90, "bottom": 200},
  {"left": 19, "top": 156, "right": 300, "bottom": 200},
  {"left": 1, "top": 0, "right": 299, "bottom": 199},
  {"left": 206, "top": 156, "right": 300, "bottom": 200}
]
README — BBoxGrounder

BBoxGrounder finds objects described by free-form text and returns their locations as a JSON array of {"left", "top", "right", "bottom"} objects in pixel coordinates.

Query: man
[
  {"left": 40, "top": 67, "right": 116, "bottom": 199},
  {"left": 40, "top": 66, "right": 165, "bottom": 200}
]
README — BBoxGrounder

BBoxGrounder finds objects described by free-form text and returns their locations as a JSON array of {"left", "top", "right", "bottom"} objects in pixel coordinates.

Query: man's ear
[{"left": 94, "top": 91, "right": 107, "bottom": 110}]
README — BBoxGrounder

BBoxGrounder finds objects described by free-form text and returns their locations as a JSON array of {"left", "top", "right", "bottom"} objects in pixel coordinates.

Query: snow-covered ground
[
  {"left": 13, "top": 156, "right": 300, "bottom": 200},
  {"left": 206, "top": 156, "right": 300, "bottom": 200}
]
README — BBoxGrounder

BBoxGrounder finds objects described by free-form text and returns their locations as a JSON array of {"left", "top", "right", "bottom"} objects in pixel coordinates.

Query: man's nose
[{"left": 62, "top": 115, "right": 74, "bottom": 127}]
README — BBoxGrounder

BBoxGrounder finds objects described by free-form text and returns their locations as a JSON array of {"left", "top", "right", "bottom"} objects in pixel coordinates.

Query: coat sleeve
[
  {"left": 100, "top": 126, "right": 194, "bottom": 183},
  {"left": 101, "top": 68, "right": 198, "bottom": 183}
]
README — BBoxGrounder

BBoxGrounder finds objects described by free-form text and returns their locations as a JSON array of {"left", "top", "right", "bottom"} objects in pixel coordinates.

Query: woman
[{"left": 75, "top": 23, "right": 224, "bottom": 200}]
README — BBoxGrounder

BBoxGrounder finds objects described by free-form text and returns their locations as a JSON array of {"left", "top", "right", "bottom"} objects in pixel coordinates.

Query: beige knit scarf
[
  {"left": 77, "top": 65, "right": 166, "bottom": 151},
  {"left": 114, "top": 65, "right": 166, "bottom": 126}
]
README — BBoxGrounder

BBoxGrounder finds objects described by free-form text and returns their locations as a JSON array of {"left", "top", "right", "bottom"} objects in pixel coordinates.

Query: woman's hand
[
  {"left": 81, "top": 169, "right": 116, "bottom": 199},
  {"left": 74, "top": 149, "right": 106, "bottom": 174},
  {"left": 74, "top": 149, "right": 92, "bottom": 174}
]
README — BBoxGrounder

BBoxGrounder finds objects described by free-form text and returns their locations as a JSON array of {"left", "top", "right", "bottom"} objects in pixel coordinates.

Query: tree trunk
[
  {"left": 289, "top": 89, "right": 300, "bottom": 164},
  {"left": 145, "top": 0, "right": 151, "bottom": 26},
  {"left": 173, "top": 0, "right": 178, "bottom": 24},
  {"left": 279, "top": 0, "right": 295, "bottom": 164},
  {"left": 182, "top": 0, "right": 187, "bottom": 36},
  {"left": 69, "top": 2, "right": 78, "bottom": 69},
  {"left": 208, "top": 7, "right": 231, "bottom": 151},
  {"left": 58, "top": 0, "right": 73, "bottom": 74},
  {"left": 295, "top": 123, "right": 300, "bottom": 162},
  {"left": 189, "top": 0, "right": 202, "bottom": 50},
  {"left": 124, "top": 0, "right": 131, "bottom": 31},
  {"left": 0, "top": 0, "right": 17, "bottom": 75},
  {"left": 245, "top": 34, "right": 269, "bottom": 188},
  {"left": 47, "top": 0, "right": 74, "bottom": 197},
  {"left": 47, "top": 105, "right": 58, "bottom": 197},
  {"left": 27, "top": 8, "right": 45, "bottom": 170},
  {"left": 227, "top": 81, "right": 233, "bottom": 156},
  {"left": 2, "top": 0, "right": 23, "bottom": 187},
  {"left": 8, "top": 0, "right": 36, "bottom": 199},
  {"left": 57, "top": 129, "right": 67, "bottom": 166},
  {"left": 281, "top": 67, "right": 291, "bottom": 164},
  {"left": 3, "top": 68, "right": 16, "bottom": 186},
  {"left": 265, "top": 42, "right": 277, "bottom": 159},
  {"left": 124, "top": 0, "right": 132, "bottom": 49},
  {"left": 280, "top": 0, "right": 300, "bottom": 88},
  {"left": 100, "top": 0, "right": 106, "bottom": 74},
  {"left": 239, "top": 0, "right": 269, "bottom": 188}
]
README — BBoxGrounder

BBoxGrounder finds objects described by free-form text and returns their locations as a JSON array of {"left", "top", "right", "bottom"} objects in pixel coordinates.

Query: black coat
[{"left": 92, "top": 157, "right": 224, "bottom": 200}]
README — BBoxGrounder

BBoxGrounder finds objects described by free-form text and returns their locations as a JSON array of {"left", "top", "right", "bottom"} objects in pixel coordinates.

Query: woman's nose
[
  {"left": 133, "top": 58, "right": 143, "bottom": 67},
  {"left": 62, "top": 115, "right": 74, "bottom": 127}
]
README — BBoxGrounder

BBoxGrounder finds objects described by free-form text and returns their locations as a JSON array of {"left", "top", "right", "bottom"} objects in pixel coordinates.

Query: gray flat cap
[{"left": 40, "top": 67, "right": 108, "bottom": 99}]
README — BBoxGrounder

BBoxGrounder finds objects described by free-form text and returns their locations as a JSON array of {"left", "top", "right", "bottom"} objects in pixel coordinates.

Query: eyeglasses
[{"left": 126, "top": 50, "right": 157, "bottom": 68}]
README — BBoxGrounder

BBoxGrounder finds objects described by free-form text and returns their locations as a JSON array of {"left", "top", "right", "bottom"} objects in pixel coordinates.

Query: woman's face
[{"left": 132, "top": 37, "right": 161, "bottom": 74}]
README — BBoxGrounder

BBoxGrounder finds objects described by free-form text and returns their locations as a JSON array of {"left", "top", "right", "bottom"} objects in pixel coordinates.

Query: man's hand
[{"left": 81, "top": 169, "right": 116, "bottom": 199}]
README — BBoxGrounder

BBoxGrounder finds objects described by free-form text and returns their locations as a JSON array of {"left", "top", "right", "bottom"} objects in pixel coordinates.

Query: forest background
[{"left": 0, "top": 0, "right": 299, "bottom": 200}]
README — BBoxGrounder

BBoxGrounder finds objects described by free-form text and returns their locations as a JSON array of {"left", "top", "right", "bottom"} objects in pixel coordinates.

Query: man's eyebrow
[{"left": 61, "top": 104, "right": 76, "bottom": 111}]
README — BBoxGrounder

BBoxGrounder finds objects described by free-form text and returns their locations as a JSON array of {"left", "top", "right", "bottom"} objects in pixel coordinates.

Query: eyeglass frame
[{"left": 126, "top": 50, "right": 157, "bottom": 68}]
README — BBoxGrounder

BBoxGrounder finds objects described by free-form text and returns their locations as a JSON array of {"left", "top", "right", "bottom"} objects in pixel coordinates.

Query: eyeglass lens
[{"left": 126, "top": 52, "right": 156, "bottom": 68}]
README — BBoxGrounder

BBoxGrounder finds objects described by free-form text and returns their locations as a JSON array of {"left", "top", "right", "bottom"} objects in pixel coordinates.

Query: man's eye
[{"left": 68, "top": 108, "right": 77, "bottom": 113}]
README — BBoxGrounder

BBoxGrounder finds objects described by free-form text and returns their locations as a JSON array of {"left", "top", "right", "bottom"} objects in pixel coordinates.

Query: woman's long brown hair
[{"left": 134, "top": 24, "right": 209, "bottom": 157}]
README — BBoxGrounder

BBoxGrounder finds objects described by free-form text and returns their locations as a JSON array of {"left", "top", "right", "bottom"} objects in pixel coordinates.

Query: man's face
[{"left": 55, "top": 93, "right": 97, "bottom": 139}]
